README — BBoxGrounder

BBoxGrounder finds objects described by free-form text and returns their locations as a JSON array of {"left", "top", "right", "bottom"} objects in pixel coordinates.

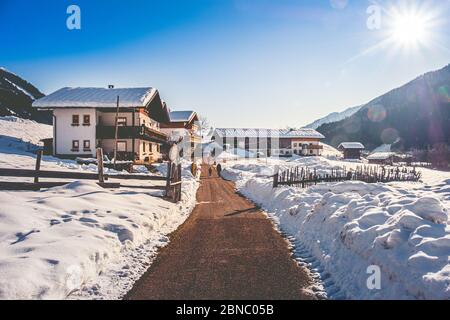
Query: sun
[{"left": 391, "top": 12, "right": 429, "bottom": 46}]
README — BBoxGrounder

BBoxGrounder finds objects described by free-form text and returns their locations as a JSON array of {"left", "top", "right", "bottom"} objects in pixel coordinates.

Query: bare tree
[{"left": 196, "top": 115, "right": 213, "bottom": 140}]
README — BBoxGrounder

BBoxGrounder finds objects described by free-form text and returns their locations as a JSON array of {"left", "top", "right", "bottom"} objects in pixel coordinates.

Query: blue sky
[{"left": 1, "top": 0, "right": 449, "bottom": 127}]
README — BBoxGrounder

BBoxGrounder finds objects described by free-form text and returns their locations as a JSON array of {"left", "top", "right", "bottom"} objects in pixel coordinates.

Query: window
[
  {"left": 118, "top": 117, "right": 127, "bottom": 127},
  {"left": 83, "top": 115, "right": 91, "bottom": 126},
  {"left": 310, "top": 150, "right": 314, "bottom": 154},
  {"left": 293, "top": 143, "right": 297, "bottom": 148},
  {"left": 72, "top": 140, "right": 79, "bottom": 151},
  {"left": 117, "top": 141, "right": 127, "bottom": 152},
  {"left": 72, "top": 115, "right": 79, "bottom": 126},
  {"left": 83, "top": 140, "right": 91, "bottom": 151},
  {"left": 143, "top": 142, "right": 146, "bottom": 153},
  {"left": 149, "top": 143, "right": 153, "bottom": 153},
  {"left": 157, "top": 144, "right": 160, "bottom": 153}
]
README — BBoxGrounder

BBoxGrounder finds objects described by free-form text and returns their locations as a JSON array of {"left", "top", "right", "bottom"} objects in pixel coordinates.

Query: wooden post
[
  {"left": 97, "top": 148, "right": 105, "bottom": 183},
  {"left": 34, "top": 150, "right": 43, "bottom": 183},
  {"left": 113, "top": 95, "right": 120, "bottom": 169},
  {"left": 177, "top": 163, "right": 182, "bottom": 202},
  {"left": 165, "top": 161, "right": 172, "bottom": 198}
]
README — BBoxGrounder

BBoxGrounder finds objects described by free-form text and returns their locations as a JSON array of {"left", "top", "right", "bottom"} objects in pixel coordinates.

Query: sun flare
[{"left": 391, "top": 11, "right": 430, "bottom": 46}]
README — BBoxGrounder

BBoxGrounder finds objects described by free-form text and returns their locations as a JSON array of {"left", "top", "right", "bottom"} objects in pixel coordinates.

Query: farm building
[
  {"left": 338, "top": 142, "right": 365, "bottom": 160},
  {"left": 212, "top": 128, "right": 325, "bottom": 157},
  {"left": 367, "top": 152, "right": 396, "bottom": 165},
  {"left": 160, "top": 111, "right": 202, "bottom": 159},
  {"left": 33, "top": 87, "right": 170, "bottom": 163}
]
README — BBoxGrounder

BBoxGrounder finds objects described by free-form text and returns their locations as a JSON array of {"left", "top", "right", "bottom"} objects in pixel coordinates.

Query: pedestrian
[
  {"left": 217, "top": 163, "right": 222, "bottom": 177},
  {"left": 208, "top": 166, "right": 213, "bottom": 177}
]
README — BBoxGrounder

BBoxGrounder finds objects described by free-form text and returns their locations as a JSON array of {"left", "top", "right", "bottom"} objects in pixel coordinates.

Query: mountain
[
  {"left": 305, "top": 105, "right": 361, "bottom": 129},
  {"left": 317, "top": 64, "right": 450, "bottom": 151},
  {"left": 0, "top": 67, "right": 51, "bottom": 123}
]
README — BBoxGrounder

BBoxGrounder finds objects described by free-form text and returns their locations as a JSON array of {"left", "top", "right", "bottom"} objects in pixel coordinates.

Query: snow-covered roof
[
  {"left": 367, "top": 152, "right": 395, "bottom": 160},
  {"left": 214, "top": 128, "right": 325, "bottom": 139},
  {"left": 33, "top": 87, "right": 158, "bottom": 108},
  {"left": 338, "top": 142, "right": 365, "bottom": 150},
  {"left": 169, "top": 111, "right": 197, "bottom": 123}
]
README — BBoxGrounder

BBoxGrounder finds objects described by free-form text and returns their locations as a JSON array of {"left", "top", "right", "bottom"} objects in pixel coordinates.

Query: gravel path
[{"left": 125, "top": 166, "right": 316, "bottom": 300}]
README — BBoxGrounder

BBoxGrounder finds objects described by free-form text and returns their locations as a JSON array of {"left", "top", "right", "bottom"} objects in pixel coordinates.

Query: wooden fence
[
  {"left": 273, "top": 165, "right": 421, "bottom": 188},
  {"left": 0, "top": 148, "right": 183, "bottom": 202}
]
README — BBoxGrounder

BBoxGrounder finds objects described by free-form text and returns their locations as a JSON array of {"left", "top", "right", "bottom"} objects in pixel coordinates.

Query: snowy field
[
  {"left": 0, "top": 117, "right": 200, "bottom": 299},
  {"left": 221, "top": 153, "right": 450, "bottom": 300}
]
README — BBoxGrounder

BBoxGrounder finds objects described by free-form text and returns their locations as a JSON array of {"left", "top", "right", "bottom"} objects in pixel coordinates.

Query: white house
[{"left": 33, "top": 87, "right": 170, "bottom": 163}]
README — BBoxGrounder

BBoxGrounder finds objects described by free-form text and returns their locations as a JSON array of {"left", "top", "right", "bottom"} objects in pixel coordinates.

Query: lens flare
[{"left": 367, "top": 105, "right": 387, "bottom": 123}]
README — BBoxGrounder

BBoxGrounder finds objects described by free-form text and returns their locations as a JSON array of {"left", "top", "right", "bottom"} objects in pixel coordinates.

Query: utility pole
[{"left": 113, "top": 95, "right": 120, "bottom": 169}]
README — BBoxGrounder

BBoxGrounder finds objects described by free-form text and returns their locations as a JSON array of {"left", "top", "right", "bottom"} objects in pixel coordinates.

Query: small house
[
  {"left": 338, "top": 142, "right": 365, "bottom": 160},
  {"left": 367, "top": 152, "right": 395, "bottom": 165}
]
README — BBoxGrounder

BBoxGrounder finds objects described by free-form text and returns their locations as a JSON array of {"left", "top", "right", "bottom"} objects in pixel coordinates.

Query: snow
[
  {"left": 304, "top": 105, "right": 362, "bottom": 129},
  {"left": 372, "top": 144, "right": 392, "bottom": 153},
  {"left": 322, "top": 143, "right": 342, "bottom": 159},
  {"left": 32, "top": 87, "right": 158, "bottom": 108},
  {"left": 3, "top": 78, "right": 36, "bottom": 100},
  {"left": 367, "top": 152, "right": 396, "bottom": 160},
  {"left": 221, "top": 156, "right": 450, "bottom": 299},
  {"left": 0, "top": 117, "right": 201, "bottom": 299},
  {"left": 169, "top": 111, "right": 196, "bottom": 122},
  {"left": 338, "top": 142, "right": 365, "bottom": 150}
]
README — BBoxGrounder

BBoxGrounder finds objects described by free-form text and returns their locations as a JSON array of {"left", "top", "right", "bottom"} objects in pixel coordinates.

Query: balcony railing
[{"left": 96, "top": 126, "right": 168, "bottom": 144}]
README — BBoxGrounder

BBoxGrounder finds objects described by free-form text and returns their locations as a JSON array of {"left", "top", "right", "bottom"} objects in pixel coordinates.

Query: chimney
[{"left": 108, "top": 85, "right": 114, "bottom": 89}]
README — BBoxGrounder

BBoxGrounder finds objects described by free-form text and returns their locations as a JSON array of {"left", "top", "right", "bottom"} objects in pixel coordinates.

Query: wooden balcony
[
  {"left": 96, "top": 126, "right": 168, "bottom": 144},
  {"left": 306, "top": 145, "right": 324, "bottom": 150}
]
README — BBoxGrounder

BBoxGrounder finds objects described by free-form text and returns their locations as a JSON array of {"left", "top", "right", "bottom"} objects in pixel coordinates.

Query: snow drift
[{"left": 222, "top": 158, "right": 450, "bottom": 299}]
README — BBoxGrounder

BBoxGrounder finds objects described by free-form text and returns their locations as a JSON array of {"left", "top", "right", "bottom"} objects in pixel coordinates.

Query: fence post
[
  {"left": 273, "top": 171, "right": 279, "bottom": 188},
  {"left": 166, "top": 161, "right": 172, "bottom": 199},
  {"left": 97, "top": 148, "right": 105, "bottom": 184},
  {"left": 34, "top": 150, "right": 43, "bottom": 183},
  {"left": 177, "top": 163, "right": 182, "bottom": 202}
]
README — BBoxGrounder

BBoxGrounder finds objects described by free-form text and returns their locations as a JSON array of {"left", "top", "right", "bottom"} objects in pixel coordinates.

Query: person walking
[
  {"left": 208, "top": 166, "right": 213, "bottom": 177},
  {"left": 217, "top": 163, "right": 222, "bottom": 177}
]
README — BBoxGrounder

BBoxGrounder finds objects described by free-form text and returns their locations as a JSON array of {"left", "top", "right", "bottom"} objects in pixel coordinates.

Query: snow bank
[
  {"left": 0, "top": 162, "right": 199, "bottom": 300},
  {"left": 223, "top": 158, "right": 450, "bottom": 299}
]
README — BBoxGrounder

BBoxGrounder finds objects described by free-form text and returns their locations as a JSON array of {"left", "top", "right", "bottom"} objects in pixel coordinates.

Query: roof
[
  {"left": 214, "top": 128, "right": 325, "bottom": 139},
  {"left": 33, "top": 87, "right": 158, "bottom": 108},
  {"left": 169, "top": 111, "right": 197, "bottom": 123},
  {"left": 367, "top": 152, "right": 395, "bottom": 160},
  {"left": 338, "top": 142, "right": 365, "bottom": 149}
]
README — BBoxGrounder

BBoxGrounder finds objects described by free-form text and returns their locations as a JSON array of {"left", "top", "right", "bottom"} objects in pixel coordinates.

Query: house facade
[
  {"left": 212, "top": 128, "right": 325, "bottom": 157},
  {"left": 160, "top": 111, "right": 202, "bottom": 158},
  {"left": 338, "top": 142, "right": 365, "bottom": 160},
  {"left": 33, "top": 87, "right": 170, "bottom": 163}
]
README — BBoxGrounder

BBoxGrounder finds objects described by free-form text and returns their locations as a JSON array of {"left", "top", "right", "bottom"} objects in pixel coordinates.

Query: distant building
[
  {"left": 160, "top": 111, "right": 202, "bottom": 159},
  {"left": 367, "top": 152, "right": 395, "bottom": 165},
  {"left": 33, "top": 87, "right": 170, "bottom": 163},
  {"left": 212, "top": 128, "right": 325, "bottom": 158},
  {"left": 338, "top": 142, "right": 365, "bottom": 160}
]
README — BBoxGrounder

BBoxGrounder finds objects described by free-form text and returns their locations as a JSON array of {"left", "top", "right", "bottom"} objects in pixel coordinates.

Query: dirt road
[{"left": 125, "top": 166, "right": 316, "bottom": 300}]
